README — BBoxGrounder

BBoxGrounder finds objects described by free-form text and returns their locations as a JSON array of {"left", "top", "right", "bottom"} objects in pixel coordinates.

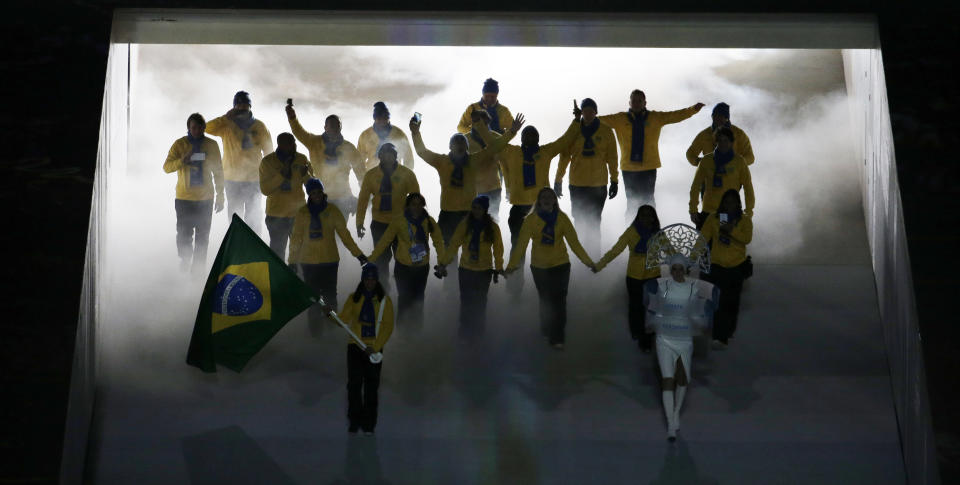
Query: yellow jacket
[
  {"left": 457, "top": 101, "right": 513, "bottom": 135},
  {"left": 206, "top": 115, "right": 273, "bottom": 182},
  {"left": 507, "top": 210, "right": 594, "bottom": 270},
  {"left": 357, "top": 125, "right": 415, "bottom": 172},
  {"left": 163, "top": 136, "right": 225, "bottom": 201},
  {"left": 465, "top": 124, "right": 505, "bottom": 193},
  {"left": 259, "top": 152, "right": 314, "bottom": 218},
  {"left": 289, "top": 118, "right": 365, "bottom": 199},
  {"left": 288, "top": 203, "right": 364, "bottom": 265},
  {"left": 556, "top": 120, "right": 618, "bottom": 187},
  {"left": 499, "top": 121, "right": 580, "bottom": 205},
  {"left": 339, "top": 292, "right": 394, "bottom": 352},
  {"left": 441, "top": 217, "right": 505, "bottom": 272},
  {"left": 595, "top": 226, "right": 662, "bottom": 280},
  {"left": 688, "top": 152, "right": 755, "bottom": 216},
  {"left": 413, "top": 122, "right": 515, "bottom": 211},
  {"left": 369, "top": 213, "right": 446, "bottom": 267},
  {"left": 701, "top": 213, "right": 753, "bottom": 268},
  {"left": 599, "top": 106, "right": 699, "bottom": 172},
  {"left": 356, "top": 164, "right": 420, "bottom": 226},
  {"left": 685, "top": 124, "right": 755, "bottom": 166}
]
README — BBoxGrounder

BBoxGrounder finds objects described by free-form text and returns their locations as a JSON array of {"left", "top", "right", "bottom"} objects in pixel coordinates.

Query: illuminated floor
[{"left": 86, "top": 258, "right": 904, "bottom": 484}]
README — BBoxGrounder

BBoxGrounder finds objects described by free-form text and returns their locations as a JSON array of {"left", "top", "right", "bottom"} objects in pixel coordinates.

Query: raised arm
[
  {"left": 660, "top": 103, "right": 704, "bottom": 125},
  {"left": 540, "top": 120, "right": 580, "bottom": 159},
  {"left": 204, "top": 115, "right": 228, "bottom": 136},
  {"left": 685, "top": 129, "right": 711, "bottom": 166},
  {"left": 288, "top": 116, "right": 320, "bottom": 147},
  {"left": 409, "top": 125, "right": 448, "bottom": 170}
]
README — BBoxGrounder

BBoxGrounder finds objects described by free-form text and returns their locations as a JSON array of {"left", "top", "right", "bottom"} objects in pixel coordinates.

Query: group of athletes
[{"left": 165, "top": 77, "right": 755, "bottom": 439}]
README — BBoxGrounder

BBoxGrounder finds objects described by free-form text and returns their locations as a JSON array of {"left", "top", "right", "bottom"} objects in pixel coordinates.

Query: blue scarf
[
  {"left": 580, "top": 118, "right": 600, "bottom": 157},
  {"left": 378, "top": 164, "right": 395, "bottom": 211},
  {"left": 449, "top": 152, "right": 468, "bottom": 188},
  {"left": 470, "top": 128, "right": 487, "bottom": 149},
  {"left": 521, "top": 144, "right": 540, "bottom": 187},
  {"left": 232, "top": 111, "right": 256, "bottom": 149},
  {"left": 714, "top": 148, "right": 734, "bottom": 174},
  {"left": 322, "top": 133, "right": 343, "bottom": 164},
  {"left": 481, "top": 101, "right": 502, "bottom": 133},
  {"left": 629, "top": 110, "right": 649, "bottom": 162},
  {"left": 358, "top": 290, "right": 376, "bottom": 326},
  {"left": 374, "top": 123, "right": 392, "bottom": 143},
  {"left": 632, "top": 222, "right": 654, "bottom": 253},
  {"left": 405, "top": 209, "right": 428, "bottom": 244},
  {"left": 307, "top": 198, "right": 328, "bottom": 239},
  {"left": 468, "top": 217, "right": 486, "bottom": 261},
  {"left": 186, "top": 132, "right": 205, "bottom": 187},
  {"left": 538, "top": 209, "right": 558, "bottom": 245},
  {"left": 276, "top": 149, "right": 294, "bottom": 191}
]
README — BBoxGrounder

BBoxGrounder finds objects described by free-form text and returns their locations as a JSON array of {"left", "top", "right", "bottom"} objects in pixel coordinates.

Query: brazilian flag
[{"left": 187, "top": 214, "right": 318, "bottom": 372}]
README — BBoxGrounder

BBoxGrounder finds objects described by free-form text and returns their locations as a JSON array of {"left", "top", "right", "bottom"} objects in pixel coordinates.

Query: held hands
[
  {"left": 572, "top": 99, "right": 582, "bottom": 119},
  {"left": 357, "top": 254, "right": 369, "bottom": 265},
  {"left": 433, "top": 264, "right": 448, "bottom": 279},
  {"left": 553, "top": 181, "right": 563, "bottom": 198},
  {"left": 511, "top": 113, "right": 525, "bottom": 133},
  {"left": 608, "top": 181, "right": 618, "bottom": 199},
  {"left": 357, "top": 225, "right": 366, "bottom": 239},
  {"left": 690, "top": 213, "right": 701, "bottom": 226}
]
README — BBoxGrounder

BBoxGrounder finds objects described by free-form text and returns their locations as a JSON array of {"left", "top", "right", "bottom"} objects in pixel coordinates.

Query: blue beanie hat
[
  {"left": 580, "top": 98, "right": 598, "bottom": 111},
  {"left": 361, "top": 263, "right": 379, "bottom": 280},
  {"left": 233, "top": 91, "right": 251, "bottom": 106},
  {"left": 373, "top": 101, "right": 389, "bottom": 119},
  {"left": 472, "top": 194, "right": 490, "bottom": 211},
  {"left": 713, "top": 102, "right": 730, "bottom": 119},
  {"left": 304, "top": 178, "right": 324, "bottom": 194},
  {"left": 482, "top": 78, "right": 499, "bottom": 94}
]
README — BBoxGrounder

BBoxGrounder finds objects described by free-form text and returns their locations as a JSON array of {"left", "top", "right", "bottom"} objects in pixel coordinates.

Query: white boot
[
  {"left": 662, "top": 390, "right": 676, "bottom": 440},
  {"left": 674, "top": 385, "right": 687, "bottom": 433}
]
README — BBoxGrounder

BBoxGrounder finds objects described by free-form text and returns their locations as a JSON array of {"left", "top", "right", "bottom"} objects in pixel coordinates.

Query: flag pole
[{"left": 316, "top": 296, "right": 383, "bottom": 364}]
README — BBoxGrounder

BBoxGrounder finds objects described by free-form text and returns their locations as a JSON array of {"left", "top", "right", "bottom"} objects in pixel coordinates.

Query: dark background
[{"left": 2, "top": 1, "right": 956, "bottom": 483}]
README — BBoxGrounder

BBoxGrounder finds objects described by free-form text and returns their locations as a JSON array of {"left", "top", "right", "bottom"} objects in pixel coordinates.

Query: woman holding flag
[
  {"left": 441, "top": 195, "right": 505, "bottom": 342},
  {"left": 325, "top": 263, "right": 394, "bottom": 435},
  {"left": 505, "top": 187, "right": 596, "bottom": 349}
]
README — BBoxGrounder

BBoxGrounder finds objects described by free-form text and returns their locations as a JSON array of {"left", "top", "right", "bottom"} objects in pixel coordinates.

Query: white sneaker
[{"left": 551, "top": 342, "right": 565, "bottom": 350}]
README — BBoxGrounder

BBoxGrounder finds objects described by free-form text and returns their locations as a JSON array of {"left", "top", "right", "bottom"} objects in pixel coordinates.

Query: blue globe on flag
[{"left": 212, "top": 274, "right": 264, "bottom": 316}]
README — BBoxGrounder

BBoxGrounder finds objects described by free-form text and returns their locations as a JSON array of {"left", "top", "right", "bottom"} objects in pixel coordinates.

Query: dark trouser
[
  {"left": 569, "top": 185, "right": 607, "bottom": 257},
  {"left": 622, "top": 170, "right": 657, "bottom": 221},
  {"left": 626, "top": 276, "right": 656, "bottom": 350},
  {"left": 174, "top": 199, "right": 213, "bottom": 271},
  {"left": 394, "top": 262, "right": 430, "bottom": 330},
  {"left": 301, "top": 263, "right": 338, "bottom": 337},
  {"left": 265, "top": 215, "right": 295, "bottom": 260},
  {"left": 458, "top": 268, "right": 493, "bottom": 341},
  {"left": 347, "top": 344, "right": 382, "bottom": 432},
  {"left": 370, "top": 220, "right": 395, "bottom": 291},
  {"left": 530, "top": 263, "right": 571, "bottom": 345},
  {"left": 479, "top": 188, "right": 503, "bottom": 222},
  {"left": 506, "top": 204, "right": 533, "bottom": 296},
  {"left": 702, "top": 263, "right": 745, "bottom": 343},
  {"left": 225, "top": 180, "right": 263, "bottom": 233},
  {"left": 438, "top": 210, "right": 468, "bottom": 285}
]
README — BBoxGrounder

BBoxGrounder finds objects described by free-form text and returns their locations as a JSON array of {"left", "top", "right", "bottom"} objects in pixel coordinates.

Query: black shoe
[{"left": 348, "top": 425, "right": 359, "bottom": 434}]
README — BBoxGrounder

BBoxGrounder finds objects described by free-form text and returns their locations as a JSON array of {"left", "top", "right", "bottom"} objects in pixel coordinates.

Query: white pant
[{"left": 656, "top": 334, "right": 693, "bottom": 382}]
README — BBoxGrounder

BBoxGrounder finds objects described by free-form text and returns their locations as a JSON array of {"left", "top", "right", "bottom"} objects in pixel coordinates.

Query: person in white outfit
[{"left": 645, "top": 253, "right": 718, "bottom": 441}]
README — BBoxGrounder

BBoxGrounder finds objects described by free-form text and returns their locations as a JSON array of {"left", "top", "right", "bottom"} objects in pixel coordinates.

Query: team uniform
[
  {"left": 457, "top": 100, "right": 514, "bottom": 219},
  {"left": 163, "top": 134, "right": 224, "bottom": 272},
  {"left": 259, "top": 150, "right": 313, "bottom": 259},
  {"left": 700, "top": 212, "right": 753, "bottom": 344},
  {"left": 339, "top": 290, "right": 394, "bottom": 434},
  {"left": 441, "top": 214, "right": 505, "bottom": 340},
  {"left": 685, "top": 124, "right": 755, "bottom": 167},
  {"left": 288, "top": 118, "right": 365, "bottom": 215},
  {"left": 356, "top": 163, "right": 420, "bottom": 287},
  {"left": 357, "top": 124, "right": 415, "bottom": 173},
  {"left": 596, "top": 222, "right": 662, "bottom": 350},
  {"left": 688, "top": 151, "right": 755, "bottom": 229},
  {"left": 206, "top": 113, "right": 273, "bottom": 232}
]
